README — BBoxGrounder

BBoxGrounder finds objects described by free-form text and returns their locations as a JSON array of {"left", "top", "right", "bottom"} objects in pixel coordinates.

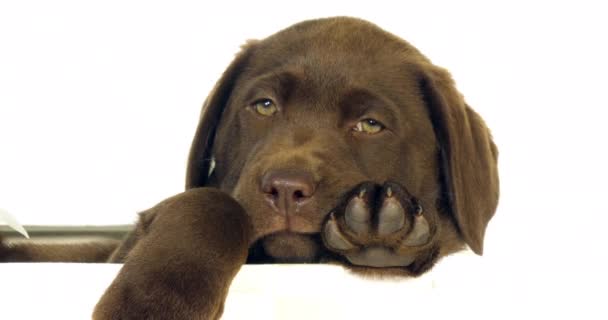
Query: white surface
[
  {"left": 2, "top": 252, "right": 596, "bottom": 320},
  {"left": 1, "top": 0, "right": 607, "bottom": 318}
]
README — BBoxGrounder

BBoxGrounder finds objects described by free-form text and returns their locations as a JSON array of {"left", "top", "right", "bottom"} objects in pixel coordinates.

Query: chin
[{"left": 261, "top": 232, "right": 322, "bottom": 263}]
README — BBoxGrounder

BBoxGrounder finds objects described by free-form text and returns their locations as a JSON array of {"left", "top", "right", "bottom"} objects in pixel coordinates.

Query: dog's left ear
[
  {"left": 186, "top": 41, "right": 258, "bottom": 189},
  {"left": 417, "top": 63, "right": 500, "bottom": 255}
]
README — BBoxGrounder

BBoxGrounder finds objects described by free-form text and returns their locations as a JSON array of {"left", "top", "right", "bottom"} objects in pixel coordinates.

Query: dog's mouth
[
  {"left": 259, "top": 231, "right": 322, "bottom": 263},
  {"left": 244, "top": 205, "right": 328, "bottom": 240}
]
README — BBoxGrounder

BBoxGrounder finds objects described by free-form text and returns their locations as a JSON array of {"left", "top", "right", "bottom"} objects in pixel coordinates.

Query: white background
[{"left": 1, "top": 0, "right": 607, "bottom": 318}]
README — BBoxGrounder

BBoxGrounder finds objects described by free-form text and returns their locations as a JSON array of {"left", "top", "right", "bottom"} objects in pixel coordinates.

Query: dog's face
[{"left": 187, "top": 18, "right": 499, "bottom": 265}]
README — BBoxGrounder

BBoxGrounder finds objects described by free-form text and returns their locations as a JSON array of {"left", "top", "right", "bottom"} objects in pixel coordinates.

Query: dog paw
[{"left": 322, "top": 181, "right": 435, "bottom": 268}]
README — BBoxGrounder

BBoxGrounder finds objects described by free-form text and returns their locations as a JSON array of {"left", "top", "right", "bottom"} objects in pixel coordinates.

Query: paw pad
[{"left": 322, "top": 181, "right": 434, "bottom": 268}]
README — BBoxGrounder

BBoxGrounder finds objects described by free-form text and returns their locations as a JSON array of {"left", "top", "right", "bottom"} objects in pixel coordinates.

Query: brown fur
[{"left": 0, "top": 17, "right": 499, "bottom": 319}]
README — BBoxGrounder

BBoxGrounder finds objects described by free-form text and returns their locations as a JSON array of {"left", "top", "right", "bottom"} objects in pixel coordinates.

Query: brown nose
[{"left": 261, "top": 169, "right": 316, "bottom": 215}]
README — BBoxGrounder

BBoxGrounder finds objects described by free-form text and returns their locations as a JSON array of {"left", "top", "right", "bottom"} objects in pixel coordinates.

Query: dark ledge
[{"left": 0, "top": 225, "right": 133, "bottom": 242}]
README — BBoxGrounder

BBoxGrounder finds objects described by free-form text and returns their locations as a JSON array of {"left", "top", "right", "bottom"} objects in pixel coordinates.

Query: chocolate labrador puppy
[{"left": 1, "top": 17, "right": 499, "bottom": 319}]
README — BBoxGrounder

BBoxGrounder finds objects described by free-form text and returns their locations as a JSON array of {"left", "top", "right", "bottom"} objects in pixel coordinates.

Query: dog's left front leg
[{"left": 93, "top": 188, "right": 252, "bottom": 320}]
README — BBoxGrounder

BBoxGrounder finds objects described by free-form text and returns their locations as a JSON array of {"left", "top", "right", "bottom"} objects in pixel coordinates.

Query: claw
[
  {"left": 323, "top": 213, "right": 356, "bottom": 251},
  {"left": 386, "top": 187, "right": 393, "bottom": 197},
  {"left": 358, "top": 189, "right": 366, "bottom": 198},
  {"left": 402, "top": 214, "right": 430, "bottom": 246}
]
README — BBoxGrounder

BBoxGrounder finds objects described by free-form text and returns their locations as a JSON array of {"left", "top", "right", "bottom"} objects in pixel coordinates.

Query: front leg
[
  {"left": 322, "top": 181, "right": 439, "bottom": 276},
  {"left": 93, "top": 188, "right": 252, "bottom": 320}
]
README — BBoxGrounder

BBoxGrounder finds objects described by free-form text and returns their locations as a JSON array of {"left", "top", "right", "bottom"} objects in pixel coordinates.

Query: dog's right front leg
[{"left": 93, "top": 188, "right": 252, "bottom": 320}]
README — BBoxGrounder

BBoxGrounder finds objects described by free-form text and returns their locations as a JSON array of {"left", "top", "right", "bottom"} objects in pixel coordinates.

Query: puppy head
[{"left": 187, "top": 17, "right": 498, "bottom": 261}]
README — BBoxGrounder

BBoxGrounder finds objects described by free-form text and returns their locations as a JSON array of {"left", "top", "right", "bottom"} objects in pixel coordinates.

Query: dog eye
[
  {"left": 252, "top": 98, "right": 278, "bottom": 116},
  {"left": 353, "top": 118, "right": 385, "bottom": 134}
]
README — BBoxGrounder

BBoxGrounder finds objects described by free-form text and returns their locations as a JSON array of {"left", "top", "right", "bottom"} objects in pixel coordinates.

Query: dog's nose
[{"left": 261, "top": 169, "right": 316, "bottom": 215}]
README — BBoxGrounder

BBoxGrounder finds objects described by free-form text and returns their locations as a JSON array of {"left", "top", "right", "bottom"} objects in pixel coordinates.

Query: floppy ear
[
  {"left": 186, "top": 42, "right": 257, "bottom": 189},
  {"left": 418, "top": 63, "right": 499, "bottom": 255}
]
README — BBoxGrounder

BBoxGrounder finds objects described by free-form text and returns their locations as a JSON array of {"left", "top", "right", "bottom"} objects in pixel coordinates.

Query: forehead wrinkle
[
  {"left": 237, "top": 69, "right": 304, "bottom": 105},
  {"left": 339, "top": 87, "right": 399, "bottom": 125}
]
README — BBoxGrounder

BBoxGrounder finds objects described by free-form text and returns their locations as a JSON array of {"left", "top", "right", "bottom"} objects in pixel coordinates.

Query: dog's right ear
[
  {"left": 416, "top": 62, "right": 499, "bottom": 255},
  {"left": 186, "top": 41, "right": 258, "bottom": 189}
]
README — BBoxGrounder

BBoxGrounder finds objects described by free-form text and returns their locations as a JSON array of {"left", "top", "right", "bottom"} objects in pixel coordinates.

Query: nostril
[
  {"left": 293, "top": 190, "right": 305, "bottom": 201},
  {"left": 270, "top": 187, "right": 279, "bottom": 198}
]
